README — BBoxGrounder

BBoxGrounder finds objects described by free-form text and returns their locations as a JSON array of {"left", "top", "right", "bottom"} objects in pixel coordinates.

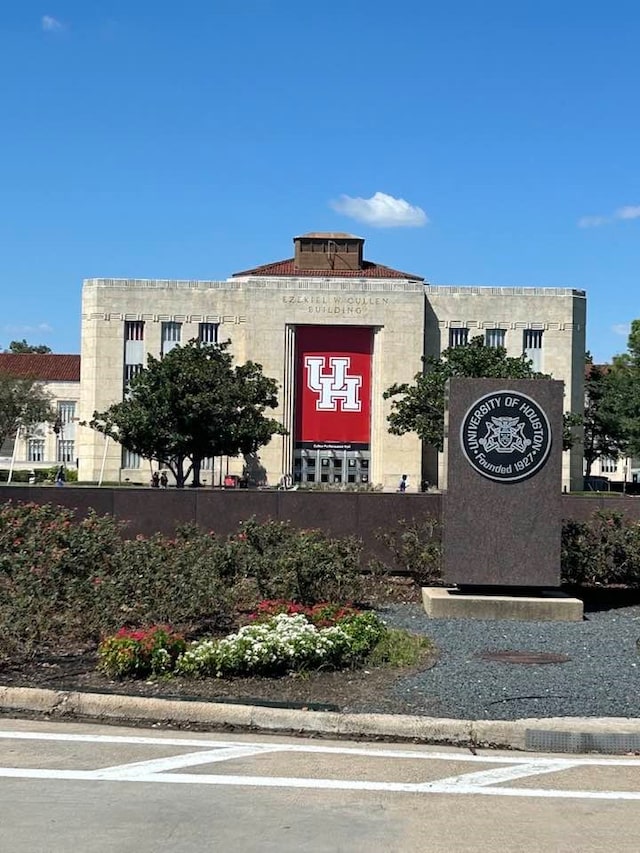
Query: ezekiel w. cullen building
[{"left": 78, "top": 232, "right": 586, "bottom": 491}]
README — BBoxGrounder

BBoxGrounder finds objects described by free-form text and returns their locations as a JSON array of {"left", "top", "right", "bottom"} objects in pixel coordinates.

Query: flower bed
[{"left": 97, "top": 604, "right": 386, "bottom": 680}]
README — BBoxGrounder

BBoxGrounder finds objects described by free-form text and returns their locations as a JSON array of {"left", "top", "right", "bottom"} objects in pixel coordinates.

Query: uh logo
[{"left": 304, "top": 356, "right": 362, "bottom": 412}]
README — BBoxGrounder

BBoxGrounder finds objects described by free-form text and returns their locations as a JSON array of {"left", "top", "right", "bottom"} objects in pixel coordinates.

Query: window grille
[
  {"left": 449, "top": 328, "right": 469, "bottom": 348},
  {"left": 28, "top": 439, "right": 45, "bottom": 462},
  {"left": 485, "top": 329, "right": 506, "bottom": 348},
  {"left": 523, "top": 329, "right": 543, "bottom": 372}
]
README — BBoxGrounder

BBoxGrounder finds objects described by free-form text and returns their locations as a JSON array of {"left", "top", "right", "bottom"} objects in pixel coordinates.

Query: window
[
  {"left": 201, "top": 457, "right": 213, "bottom": 470},
  {"left": 523, "top": 329, "right": 543, "bottom": 372},
  {"left": 28, "top": 439, "right": 45, "bottom": 462},
  {"left": 161, "top": 322, "right": 182, "bottom": 356},
  {"left": 198, "top": 323, "right": 218, "bottom": 344},
  {"left": 601, "top": 457, "right": 618, "bottom": 473},
  {"left": 485, "top": 329, "right": 506, "bottom": 348},
  {"left": 57, "top": 401, "right": 76, "bottom": 425},
  {"left": 124, "top": 321, "right": 144, "bottom": 387},
  {"left": 124, "top": 363, "right": 143, "bottom": 384},
  {"left": 57, "top": 439, "right": 75, "bottom": 464},
  {"left": 125, "top": 321, "right": 144, "bottom": 341},
  {"left": 121, "top": 447, "right": 141, "bottom": 469},
  {"left": 449, "top": 328, "right": 469, "bottom": 348}
]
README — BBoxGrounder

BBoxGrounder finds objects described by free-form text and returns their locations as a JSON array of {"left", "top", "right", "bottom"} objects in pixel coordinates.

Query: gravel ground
[{"left": 381, "top": 603, "right": 640, "bottom": 720}]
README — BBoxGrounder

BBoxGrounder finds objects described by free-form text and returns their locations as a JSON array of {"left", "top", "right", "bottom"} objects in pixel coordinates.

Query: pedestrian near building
[
  {"left": 151, "top": 471, "right": 160, "bottom": 488},
  {"left": 398, "top": 473, "right": 408, "bottom": 493},
  {"left": 55, "top": 465, "right": 66, "bottom": 487},
  {"left": 160, "top": 471, "right": 168, "bottom": 488}
]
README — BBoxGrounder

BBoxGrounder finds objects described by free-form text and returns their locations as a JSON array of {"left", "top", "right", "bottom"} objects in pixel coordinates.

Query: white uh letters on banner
[{"left": 305, "top": 356, "right": 362, "bottom": 412}]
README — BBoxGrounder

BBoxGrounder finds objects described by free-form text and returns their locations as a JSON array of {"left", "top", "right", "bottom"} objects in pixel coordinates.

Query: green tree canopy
[
  {"left": 583, "top": 363, "right": 628, "bottom": 477},
  {"left": 88, "top": 340, "right": 287, "bottom": 487},
  {"left": 4, "top": 340, "right": 52, "bottom": 354},
  {"left": 384, "top": 335, "right": 577, "bottom": 451},
  {"left": 610, "top": 319, "right": 640, "bottom": 459},
  {"left": 0, "top": 374, "right": 55, "bottom": 449}
]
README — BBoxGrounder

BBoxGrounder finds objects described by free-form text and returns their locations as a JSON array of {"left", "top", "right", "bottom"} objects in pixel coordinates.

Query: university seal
[{"left": 459, "top": 390, "right": 552, "bottom": 483}]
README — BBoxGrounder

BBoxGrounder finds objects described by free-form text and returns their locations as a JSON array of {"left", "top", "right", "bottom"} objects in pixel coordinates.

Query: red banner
[{"left": 295, "top": 326, "right": 373, "bottom": 448}]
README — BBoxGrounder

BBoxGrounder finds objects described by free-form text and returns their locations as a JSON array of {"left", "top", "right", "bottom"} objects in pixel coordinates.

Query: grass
[{"left": 367, "top": 628, "right": 433, "bottom": 668}]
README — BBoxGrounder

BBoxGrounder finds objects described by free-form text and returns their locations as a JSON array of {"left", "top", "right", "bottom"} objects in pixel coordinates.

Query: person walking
[
  {"left": 151, "top": 471, "right": 160, "bottom": 488},
  {"left": 398, "top": 473, "right": 408, "bottom": 493},
  {"left": 160, "top": 471, "right": 168, "bottom": 489},
  {"left": 55, "top": 465, "right": 66, "bottom": 487}
]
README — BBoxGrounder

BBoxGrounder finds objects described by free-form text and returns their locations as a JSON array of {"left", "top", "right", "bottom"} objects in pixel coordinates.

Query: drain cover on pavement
[{"left": 476, "top": 650, "right": 571, "bottom": 665}]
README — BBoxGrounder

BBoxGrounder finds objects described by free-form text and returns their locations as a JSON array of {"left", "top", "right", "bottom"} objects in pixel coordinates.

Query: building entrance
[{"left": 294, "top": 449, "right": 370, "bottom": 485}]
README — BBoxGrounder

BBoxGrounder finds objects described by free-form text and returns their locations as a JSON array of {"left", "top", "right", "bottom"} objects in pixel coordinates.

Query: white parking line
[
  {"left": 420, "top": 759, "right": 576, "bottom": 790},
  {"left": 0, "top": 730, "right": 638, "bottom": 767},
  {"left": 97, "top": 745, "right": 278, "bottom": 777},
  {"left": 0, "top": 766, "right": 638, "bottom": 801},
  {"left": 0, "top": 729, "right": 638, "bottom": 801}
]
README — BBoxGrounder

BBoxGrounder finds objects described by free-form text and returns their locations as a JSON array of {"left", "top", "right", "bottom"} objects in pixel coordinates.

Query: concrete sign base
[{"left": 422, "top": 587, "right": 584, "bottom": 622}]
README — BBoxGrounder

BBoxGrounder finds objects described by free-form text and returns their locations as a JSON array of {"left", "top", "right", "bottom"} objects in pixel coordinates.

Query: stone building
[
  {"left": 0, "top": 354, "right": 80, "bottom": 476},
  {"left": 78, "top": 233, "right": 586, "bottom": 490}
]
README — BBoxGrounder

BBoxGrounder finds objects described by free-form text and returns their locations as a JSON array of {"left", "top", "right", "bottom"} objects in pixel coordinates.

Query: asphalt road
[{"left": 1, "top": 719, "right": 639, "bottom": 852}]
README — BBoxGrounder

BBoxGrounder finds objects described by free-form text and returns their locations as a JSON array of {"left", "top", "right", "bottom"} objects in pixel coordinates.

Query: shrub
[
  {"left": 98, "top": 625, "right": 186, "bottom": 679},
  {"left": 372, "top": 517, "right": 442, "bottom": 586},
  {"left": 247, "top": 599, "right": 361, "bottom": 627},
  {"left": 0, "top": 502, "right": 125, "bottom": 654},
  {"left": 175, "top": 611, "right": 384, "bottom": 679},
  {"left": 90, "top": 524, "right": 244, "bottom": 636},
  {"left": 561, "top": 511, "right": 640, "bottom": 586},
  {"left": 235, "top": 518, "right": 364, "bottom": 604}
]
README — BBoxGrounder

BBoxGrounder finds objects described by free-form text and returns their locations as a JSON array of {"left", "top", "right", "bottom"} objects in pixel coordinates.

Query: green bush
[
  {"left": 0, "top": 502, "right": 125, "bottom": 656},
  {"left": 235, "top": 518, "right": 364, "bottom": 604},
  {"left": 97, "top": 625, "right": 186, "bottom": 678},
  {"left": 45, "top": 465, "right": 78, "bottom": 483},
  {"left": 372, "top": 517, "right": 442, "bottom": 586},
  {"left": 91, "top": 525, "right": 243, "bottom": 635},
  {"left": 561, "top": 511, "right": 640, "bottom": 586},
  {"left": 0, "top": 504, "right": 369, "bottom": 661}
]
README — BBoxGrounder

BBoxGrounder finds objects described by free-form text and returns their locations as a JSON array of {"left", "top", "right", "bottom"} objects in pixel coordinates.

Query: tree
[
  {"left": 89, "top": 340, "right": 287, "bottom": 488},
  {"left": 384, "top": 335, "right": 548, "bottom": 451},
  {"left": 0, "top": 373, "right": 55, "bottom": 450},
  {"left": 583, "top": 363, "right": 628, "bottom": 477},
  {"left": 4, "top": 340, "right": 52, "bottom": 354},
  {"left": 610, "top": 319, "right": 640, "bottom": 459}
]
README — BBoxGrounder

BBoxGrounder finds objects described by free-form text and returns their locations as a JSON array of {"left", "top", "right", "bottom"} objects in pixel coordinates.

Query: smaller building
[{"left": 0, "top": 354, "right": 80, "bottom": 477}]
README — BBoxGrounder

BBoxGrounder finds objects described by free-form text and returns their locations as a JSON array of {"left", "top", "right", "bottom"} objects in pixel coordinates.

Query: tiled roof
[
  {"left": 232, "top": 257, "right": 424, "bottom": 280},
  {"left": 0, "top": 354, "right": 80, "bottom": 382}
]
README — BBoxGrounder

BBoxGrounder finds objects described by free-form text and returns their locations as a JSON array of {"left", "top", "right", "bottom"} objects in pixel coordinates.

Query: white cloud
[
  {"left": 330, "top": 191, "right": 429, "bottom": 228},
  {"left": 578, "top": 215, "right": 608, "bottom": 228},
  {"left": 41, "top": 15, "right": 64, "bottom": 32},
  {"left": 3, "top": 323, "right": 53, "bottom": 335},
  {"left": 612, "top": 323, "right": 631, "bottom": 337},
  {"left": 615, "top": 205, "right": 640, "bottom": 221},
  {"left": 578, "top": 204, "right": 640, "bottom": 228}
]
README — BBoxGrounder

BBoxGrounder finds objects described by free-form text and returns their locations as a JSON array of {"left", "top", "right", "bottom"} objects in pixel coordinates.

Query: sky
[{"left": 1, "top": 1, "right": 639, "bottom": 363}]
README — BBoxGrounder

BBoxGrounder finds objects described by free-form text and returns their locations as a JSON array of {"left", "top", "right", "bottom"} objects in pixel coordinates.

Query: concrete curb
[{"left": 1, "top": 686, "right": 640, "bottom": 754}]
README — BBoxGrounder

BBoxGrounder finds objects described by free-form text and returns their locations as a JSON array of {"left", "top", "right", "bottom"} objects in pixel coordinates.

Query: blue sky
[{"left": 1, "top": 1, "right": 639, "bottom": 363}]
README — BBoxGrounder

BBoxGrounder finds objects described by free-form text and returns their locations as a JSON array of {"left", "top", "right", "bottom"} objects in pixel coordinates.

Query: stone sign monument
[{"left": 423, "top": 377, "right": 582, "bottom": 620}]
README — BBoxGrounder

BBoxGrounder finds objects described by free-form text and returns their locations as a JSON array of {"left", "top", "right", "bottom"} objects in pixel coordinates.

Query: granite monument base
[{"left": 422, "top": 587, "right": 584, "bottom": 622}]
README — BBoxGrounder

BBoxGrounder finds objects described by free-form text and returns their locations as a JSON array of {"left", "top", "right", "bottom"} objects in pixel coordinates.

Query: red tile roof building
[{"left": 0, "top": 354, "right": 80, "bottom": 382}]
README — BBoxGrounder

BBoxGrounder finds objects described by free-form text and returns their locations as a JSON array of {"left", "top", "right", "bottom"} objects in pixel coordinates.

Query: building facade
[
  {"left": 78, "top": 233, "right": 586, "bottom": 490},
  {"left": 0, "top": 354, "right": 80, "bottom": 476}
]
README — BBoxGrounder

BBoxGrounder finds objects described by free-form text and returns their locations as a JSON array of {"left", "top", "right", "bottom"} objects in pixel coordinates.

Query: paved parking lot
[{"left": 2, "top": 719, "right": 639, "bottom": 852}]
